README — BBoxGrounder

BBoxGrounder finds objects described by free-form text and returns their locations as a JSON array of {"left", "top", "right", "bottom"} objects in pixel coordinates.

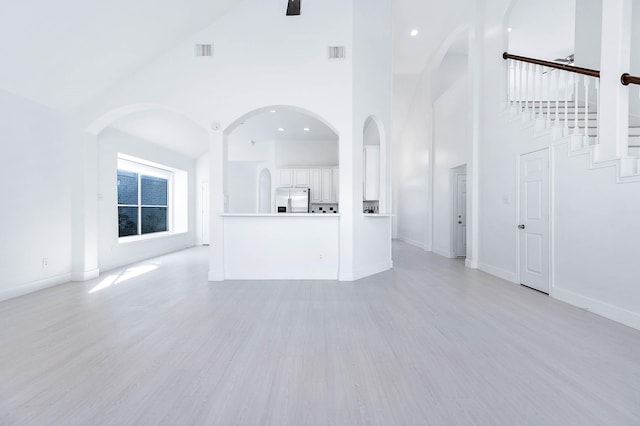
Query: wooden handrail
[
  {"left": 503, "top": 52, "right": 600, "bottom": 78},
  {"left": 621, "top": 73, "right": 640, "bottom": 86}
]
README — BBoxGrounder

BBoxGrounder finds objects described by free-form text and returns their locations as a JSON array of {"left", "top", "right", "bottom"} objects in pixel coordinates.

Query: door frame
[
  {"left": 450, "top": 164, "right": 468, "bottom": 258},
  {"left": 515, "top": 147, "right": 554, "bottom": 295}
]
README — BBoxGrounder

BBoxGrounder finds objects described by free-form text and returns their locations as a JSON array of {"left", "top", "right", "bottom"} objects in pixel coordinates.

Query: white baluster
[
  {"left": 533, "top": 64, "right": 539, "bottom": 121},
  {"left": 538, "top": 65, "right": 544, "bottom": 121},
  {"left": 583, "top": 76, "right": 590, "bottom": 146},
  {"left": 564, "top": 71, "right": 570, "bottom": 136},
  {"left": 517, "top": 61, "right": 523, "bottom": 114},
  {"left": 554, "top": 69, "right": 560, "bottom": 127},
  {"left": 527, "top": 62, "right": 533, "bottom": 119},
  {"left": 546, "top": 67, "right": 552, "bottom": 129},
  {"left": 573, "top": 73, "right": 580, "bottom": 135}
]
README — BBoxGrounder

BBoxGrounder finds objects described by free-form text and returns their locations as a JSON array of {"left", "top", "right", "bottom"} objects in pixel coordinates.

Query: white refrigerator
[{"left": 275, "top": 187, "right": 310, "bottom": 213}]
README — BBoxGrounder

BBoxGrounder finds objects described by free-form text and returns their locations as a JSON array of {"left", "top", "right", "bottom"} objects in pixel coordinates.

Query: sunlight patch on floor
[{"left": 89, "top": 264, "right": 159, "bottom": 293}]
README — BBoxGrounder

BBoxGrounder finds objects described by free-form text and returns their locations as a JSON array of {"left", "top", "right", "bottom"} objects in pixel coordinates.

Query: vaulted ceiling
[{"left": 0, "top": 0, "right": 243, "bottom": 110}]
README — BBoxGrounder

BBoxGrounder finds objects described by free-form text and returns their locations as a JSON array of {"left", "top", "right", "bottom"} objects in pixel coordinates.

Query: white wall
[
  {"left": 432, "top": 82, "right": 471, "bottom": 258},
  {"left": 195, "top": 153, "right": 210, "bottom": 245},
  {"left": 508, "top": 0, "right": 575, "bottom": 61},
  {"left": 352, "top": 0, "right": 394, "bottom": 279},
  {"left": 553, "top": 143, "right": 640, "bottom": 329},
  {"left": 0, "top": 90, "right": 73, "bottom": 301},
  {"left": 392, "top": 73, "right": 430, "bottom": 248},
  {"left": 574, "top": 0, "right": 602, "bottom": 69},
  {"left": 275, "top": 140, "right": 338, "bottom": 167},
  {"left": 97, "top": 128, "right": 196, "bottom": 272},
  {"left": 227, "top": 162, "right": 258, "bottom": 213}
]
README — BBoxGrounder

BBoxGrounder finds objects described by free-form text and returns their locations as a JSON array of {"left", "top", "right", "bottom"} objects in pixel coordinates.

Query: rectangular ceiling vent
[
  {"left": 328, "top": 46, "right": 346, "bottom": 61},
  {"left": 195, "top": 44, "right": 213, "bottom": 57}
]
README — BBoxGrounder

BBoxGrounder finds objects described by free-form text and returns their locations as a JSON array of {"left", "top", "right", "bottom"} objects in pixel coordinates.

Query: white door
[
  {"left": 454, "top": 173, "right": 467, "bottom": 258},
  {"left": 202, "top": 182, "right": 210, "bottom": 245},
  {"left": 519, "top": 149, "right": 550, "bottom": 293}
]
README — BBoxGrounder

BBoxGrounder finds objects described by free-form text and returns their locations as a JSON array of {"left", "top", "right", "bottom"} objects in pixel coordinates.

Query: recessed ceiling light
[
  {"left": 410, "top": 29, "right": 419, "bottom": 37},
  {"left": 303, "top": 127, "right": 310, "bottom": 132},
  {"left": 508, "top": 27, "right": 513, "bottom": 32},
  {"left": 278, "top": 127, "right": 285, "bottom": 132},
  {"left": 270, "top": 110, "right": 277, "bottom": 113}
]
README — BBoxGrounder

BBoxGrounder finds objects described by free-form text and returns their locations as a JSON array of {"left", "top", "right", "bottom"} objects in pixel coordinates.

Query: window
[{"left": 117, "top": 156, "right": 173, "bottom": 239}]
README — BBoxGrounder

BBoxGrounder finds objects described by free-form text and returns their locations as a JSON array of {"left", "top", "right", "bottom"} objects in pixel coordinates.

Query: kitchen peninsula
[{"left": 220, "top": 213, "right": 340, "bottom": 279}]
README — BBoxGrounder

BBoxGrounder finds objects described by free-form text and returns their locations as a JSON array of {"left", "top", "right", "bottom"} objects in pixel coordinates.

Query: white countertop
[{"left": 220, "top": 213, "right": 341, "bottom": 217}]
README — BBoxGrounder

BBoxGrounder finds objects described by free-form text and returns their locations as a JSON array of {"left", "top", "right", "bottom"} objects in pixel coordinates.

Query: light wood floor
[{"left": 1, "top": 241, "right": 639, "bottom": 425}]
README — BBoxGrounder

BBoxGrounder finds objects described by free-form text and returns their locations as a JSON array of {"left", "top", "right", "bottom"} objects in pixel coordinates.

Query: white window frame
[{"left": 117, "top": 154, "right": 174, "bottom": 243}]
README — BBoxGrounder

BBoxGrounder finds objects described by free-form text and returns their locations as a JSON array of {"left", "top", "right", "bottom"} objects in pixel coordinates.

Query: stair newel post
[
  {"left": 573, "top": 74, "right": 580, "bottom": 135},
  {"left": 584, "top": 77, "right": 591, "bottom": 146},
  {"left": 595, "top": 78, "right": 600, "bottom": 146}
]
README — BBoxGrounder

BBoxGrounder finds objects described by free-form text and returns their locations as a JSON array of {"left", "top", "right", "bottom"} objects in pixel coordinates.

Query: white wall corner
[
  {"left": 395, "top": 237, "right": 426, "bottom": 250},
  {"left": 478, "top": 262, "right": 518, "bottom": 284},
  {"left": 71, "top": 269, "right": 100, "bottom": 282},
  {"left": 353, "top": 261, "right": 392, "bottom": 281},
  {"left": 465, "top": 258, "right": 478, "bottom": 269},
  {"left": 432, "top": 247, "right": 454, "bottom": 259},
  {"left": 207, "top": 269, "right": 225, "bottom": 282}
]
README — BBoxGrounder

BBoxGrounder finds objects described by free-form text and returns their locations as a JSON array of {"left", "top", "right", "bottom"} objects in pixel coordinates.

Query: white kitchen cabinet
[
  {"left": 294, "top": 169, "right": 310, "bottom": 187},
  {"left": 321, "top": 168, "right": 333, "bottom": 202},
  {"left": 279, "top": 169, "right": 293, "bottom": 187},
  {"left": 280, "top": 167, "right": 338, "bottom": 203},
  {"left": 363, "top": 145, "right": 380, "bottom": 201},
  {"left": 332, "top": 167, "right": 339, "bottom": 203},
  {"left": 310, "top": 169, "right": 322, "bottom": 203}
]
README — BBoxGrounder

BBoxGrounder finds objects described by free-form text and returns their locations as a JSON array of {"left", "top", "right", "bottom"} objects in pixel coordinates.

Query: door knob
[{"left": 518, "top": 224, "right": 525, "bottom": 229}]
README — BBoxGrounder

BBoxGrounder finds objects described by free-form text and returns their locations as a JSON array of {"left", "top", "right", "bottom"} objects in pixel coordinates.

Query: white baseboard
[
  {"left": 432, "top": 247, "right": 454, "bottom": 259},
  {"left": 395, "top": 236, "right": 425, "bottom": 250},
  {"left": 465, "top": 259, "right": 478, "bottom": 269},
  {"left": 553, "top": 287, "right": 640, "bottom": 331},
  {"left": 478, "top": 262, "right": 518, "bottom": 284},
  {"left": 0, "top": 273, "right": 72, "bottom": 302},
  {"left": 353, "top": 260, "right": 393, "bottom": 281},
  {"left": 71, "top": 268, "right": 100, "bottom": 282}
]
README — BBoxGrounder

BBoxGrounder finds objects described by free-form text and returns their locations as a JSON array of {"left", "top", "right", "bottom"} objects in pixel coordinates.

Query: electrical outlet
[
  {"left": 42, "top": 258, "right": 48, "bottom": 268},
  {"left": 319, "top": 254, "right": 324, "bottom": 260}
]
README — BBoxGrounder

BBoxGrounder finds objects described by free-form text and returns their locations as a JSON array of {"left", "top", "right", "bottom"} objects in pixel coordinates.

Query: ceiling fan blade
[{"left": 286, "top": 0, "right": 301, "bottom": 16}]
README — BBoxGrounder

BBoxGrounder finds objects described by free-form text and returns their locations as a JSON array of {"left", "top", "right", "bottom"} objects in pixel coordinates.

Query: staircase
[{"left": 504, "top": 53, "right": 640, "bottom": 182}]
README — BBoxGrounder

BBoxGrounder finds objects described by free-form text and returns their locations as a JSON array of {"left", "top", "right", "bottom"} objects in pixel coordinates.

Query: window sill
[{"left": 118, "top": 231, "right": 189, "bottom": 246}]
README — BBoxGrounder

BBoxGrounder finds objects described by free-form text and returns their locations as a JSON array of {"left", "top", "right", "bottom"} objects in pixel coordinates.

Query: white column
[
  {"left": 71, "top": 132, "right": 100, "bottom": 281},
  {"left": 208, "top": 130, "right": 225, "bottom": 281},
  {"left": 597, "top": 0, "right": 632, "bottom": 160}
]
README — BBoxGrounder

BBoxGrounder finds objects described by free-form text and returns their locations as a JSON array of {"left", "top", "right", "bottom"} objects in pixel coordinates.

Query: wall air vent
[
  {"left": 195, "top": 44, "right": 213, "bottom": 57},
  {"left": 328, "top": 46, "right": 346, "bottom": 61}
]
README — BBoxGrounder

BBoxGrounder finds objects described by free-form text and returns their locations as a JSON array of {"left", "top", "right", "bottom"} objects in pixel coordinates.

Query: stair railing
[{"left": 503, "top": 52, "right": 600, "bottom": 148}]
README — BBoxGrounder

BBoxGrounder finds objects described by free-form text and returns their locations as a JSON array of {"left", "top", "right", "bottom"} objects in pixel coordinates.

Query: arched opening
[
  {"left": 82, "top": 104, "right": 209, "bottom": 273},
  {"left": 224, "top": 105, "right": 339, "bottom": 214}
]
